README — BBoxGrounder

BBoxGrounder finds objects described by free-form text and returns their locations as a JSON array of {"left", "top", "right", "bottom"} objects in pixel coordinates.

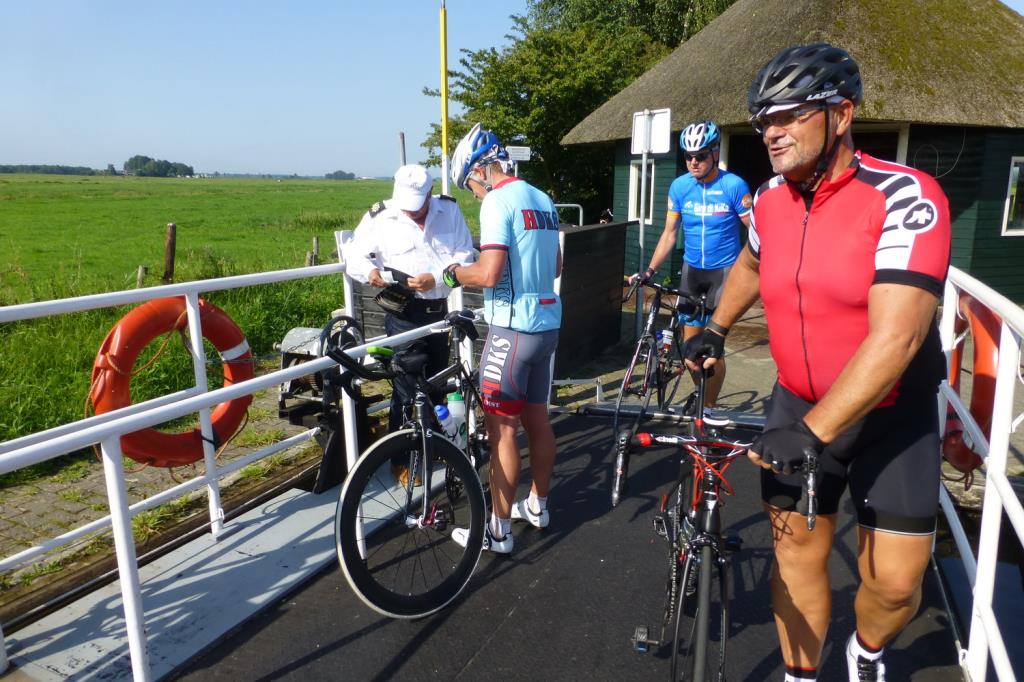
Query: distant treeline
[
  {"left": 0, "top": 164, "right": 105, "bottom": 175},
  {"left": 124, "top": 155, "right": 194, "bottom": 177},
  {"left": 325, "top": 170, "right": 355, "bottom": 180}
]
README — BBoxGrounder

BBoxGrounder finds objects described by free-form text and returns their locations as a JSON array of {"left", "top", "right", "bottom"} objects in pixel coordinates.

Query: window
[
  {"left": 628, "top": 160, "right": 656, "bottom": 223},
  {"left": 1002, "top": 156, "right": 1024, "bottom": 236}
]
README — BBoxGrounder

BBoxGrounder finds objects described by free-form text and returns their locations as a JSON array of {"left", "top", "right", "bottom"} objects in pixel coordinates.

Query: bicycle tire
[
  {"left": 336, "top": 429, "right": 486, "bottom": 619},
  {"left": 610, "top": 337, "right": 657, "bottom": 506},
  {"left": 671, "top": 543, "right": 729, "bottom": 681},
  {"left": 659, "top": 327, "right": 688, "bottom": 411},
  {"left": 612, "top": 335, "right": 656, "bottom": 435}
]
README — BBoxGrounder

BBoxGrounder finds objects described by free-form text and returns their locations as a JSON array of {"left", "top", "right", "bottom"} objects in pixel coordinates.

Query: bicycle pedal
[
  {"left": 631, "top": 625, "right": 651, "bottom": 653},
  {"left": 653, "top": 514, "right": 668, "bottom": 538},
  {"left": 723, "top": 535, "right": 743, "bottom": 552}
]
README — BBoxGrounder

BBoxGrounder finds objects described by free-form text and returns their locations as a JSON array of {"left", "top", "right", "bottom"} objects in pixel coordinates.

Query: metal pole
[
  {"left": 398, "top": 132, "right": 407, "bottom": 166},
  {"left": 184, "top": 293, "right": 225, "bottom": 538},
  {"left": 338, "top": 232, "right": 366, "bottom": 555},
  {"left": 636, "top": 109, "right": 651, "bottom": 339},
  {"left": 100, "top": 436, "right": 152, "bottom": 681},
  {"left": 439, "top": 1, "right": 450, "bottom": 195},
  {"left": 964, "top": 320, "right": 1017, "bottom": 680}
]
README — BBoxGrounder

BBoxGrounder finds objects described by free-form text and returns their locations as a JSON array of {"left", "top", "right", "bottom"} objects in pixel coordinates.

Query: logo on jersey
[
  {"left": 521, "top": 209, "right": 559, "bottom": 231},
  {"left": 900, "top": 199, "right": 938, "bottom": 232},
  {"left": 481, "top": 335, "right": 513, "bottom": 409}
]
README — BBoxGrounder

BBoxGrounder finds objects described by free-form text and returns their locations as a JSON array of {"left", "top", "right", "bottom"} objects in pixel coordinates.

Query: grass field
[
  {"left": 0, "top": 173, "right": 483, "bottom": 455},
  {"left": 0, "top": 173, "right": 482, "bottom": 303}
]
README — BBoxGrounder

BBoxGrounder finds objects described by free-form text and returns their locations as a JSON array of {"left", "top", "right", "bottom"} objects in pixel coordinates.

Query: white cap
[{"left": 391, "top": 164, "right": 433, "bottom": 211}]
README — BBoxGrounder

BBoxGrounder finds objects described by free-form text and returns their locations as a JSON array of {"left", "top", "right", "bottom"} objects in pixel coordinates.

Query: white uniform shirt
[{"left": 344, "top": 195, "right": 476, "bottom": 300}]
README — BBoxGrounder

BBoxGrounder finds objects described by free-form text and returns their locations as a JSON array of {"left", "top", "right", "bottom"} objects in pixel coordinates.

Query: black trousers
[{"left": 383, "top": 305, "right": 450, "bottom": 436}]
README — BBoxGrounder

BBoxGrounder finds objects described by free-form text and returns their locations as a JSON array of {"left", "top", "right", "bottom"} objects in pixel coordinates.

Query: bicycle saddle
[{"left": 392, "top": 350, "right": 430, "bottom": 375}]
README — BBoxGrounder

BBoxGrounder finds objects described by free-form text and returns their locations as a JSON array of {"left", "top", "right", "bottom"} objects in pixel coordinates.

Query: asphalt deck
[{"left": 172, "top": 413, "right": 962, "bottom": 681}]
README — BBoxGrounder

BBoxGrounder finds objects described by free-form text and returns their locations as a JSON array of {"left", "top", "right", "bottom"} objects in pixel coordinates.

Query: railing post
[
  {"left": 0, "top": 621, "right": 8, "bottom": 673},
  {"left": 184, "top": 293, "right": 225, "bottom": 537},
  {"left": 964, "top": 321, "right": 1018, "bottom": 680},
  {"left": 100, "top": 436, "right": 152, "bottom": 682},
  {"left": 337, "top": 231, "right": 366, "bottom": 554}
]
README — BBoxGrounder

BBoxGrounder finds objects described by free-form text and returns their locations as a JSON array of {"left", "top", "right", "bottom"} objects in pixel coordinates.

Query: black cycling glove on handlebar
[
  {"left": 751, "top": 420, "right": 825, "bottom": 475},
  {"left": 682, "top": 329, "right": 726, "bottom": 364}
]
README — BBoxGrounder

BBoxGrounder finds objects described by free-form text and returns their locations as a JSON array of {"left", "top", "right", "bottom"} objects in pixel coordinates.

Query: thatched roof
[{"left": 562, "top": 0, "right": 1024, "bottom": 145}]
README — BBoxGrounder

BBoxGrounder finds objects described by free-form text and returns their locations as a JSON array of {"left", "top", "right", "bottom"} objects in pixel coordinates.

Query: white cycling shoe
[
  {"left": 452, "top": 526, "right": 513, "bottom": 555},
  {"left": 510, "top": 498, "right": 550, "bottom": 529},
  {"left": 846, "top": 634, "right": 886, "bottom": 681}
]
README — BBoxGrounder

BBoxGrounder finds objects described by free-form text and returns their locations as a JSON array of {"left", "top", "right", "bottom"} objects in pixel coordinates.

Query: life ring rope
[{"left": 89, "top": 297, "right": 254, "bottom": 468}]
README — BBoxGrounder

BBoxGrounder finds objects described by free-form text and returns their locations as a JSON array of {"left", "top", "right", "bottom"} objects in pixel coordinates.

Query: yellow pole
[{"left": 440, "top": 0, "right": 450, "bottom": 194}]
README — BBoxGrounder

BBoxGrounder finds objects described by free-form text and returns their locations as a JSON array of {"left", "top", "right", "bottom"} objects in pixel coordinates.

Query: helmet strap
[{"left": 797, "top": 106, "right": 841, "bottom": 193}]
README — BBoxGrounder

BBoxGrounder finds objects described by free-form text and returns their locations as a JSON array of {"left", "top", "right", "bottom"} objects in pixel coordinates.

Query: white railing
[
  {"left": 0, "top": 259, "right": 454, "bottom": 681},
  {"left": 938, "top": 266, "right": 1024, "bottom": 682}
]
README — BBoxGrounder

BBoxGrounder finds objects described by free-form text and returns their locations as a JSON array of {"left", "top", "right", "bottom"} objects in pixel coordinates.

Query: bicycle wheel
[
  {"left": 612, "top": 335, "right": 657, "bottom": 434},
  {"left": 610, "top": 337, "right": 657, "bottom": 506},
  {"left": 658, "top": 327, "right": 689, "bottom": 412},
  {"left": 670, "top": 542, "right": 729, "bottom": 681},
  {"left": 661, "top": 472, "right": 696, "bottom": 633},
  {"left": 336, "top": 429, "right": 486, "bottom": 619}
]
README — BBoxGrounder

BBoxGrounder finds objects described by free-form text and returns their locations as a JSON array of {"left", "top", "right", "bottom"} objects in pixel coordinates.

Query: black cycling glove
[
  {"left": 751, "top": 420, "right": 826, "bottom": 475},
  {"left": 682, "top": 329, "right": 726, "bottom": 364}
]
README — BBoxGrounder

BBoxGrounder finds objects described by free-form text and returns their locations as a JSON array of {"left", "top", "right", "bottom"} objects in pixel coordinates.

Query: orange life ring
[
  {"left": 942, "top": 294, "right": 999, "bottom": 488},
  {"left": 89, "top": 296, "right": 253, "bottom": 467}
]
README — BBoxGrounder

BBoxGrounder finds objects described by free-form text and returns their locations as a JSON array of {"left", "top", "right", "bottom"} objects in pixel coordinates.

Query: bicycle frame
[{"left": 390, "top": 328, "right": 487, "bottom": 533}]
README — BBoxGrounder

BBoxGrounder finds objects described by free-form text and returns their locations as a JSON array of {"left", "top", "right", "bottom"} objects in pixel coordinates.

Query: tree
[
  {"left": 325, "top": 170, "right": 355, "bottom": 180},
  {"left": 123, "top": 155, "right": 193, "bottom": 177},
  {"left": 422, "top": 1, "right": 735, "bottom": 218},
  {"left": 528, "top": 0, "right": 736, "bottom": 48},
  {"left": 423, "top": 17, "right": 665, "bottom": 215}
]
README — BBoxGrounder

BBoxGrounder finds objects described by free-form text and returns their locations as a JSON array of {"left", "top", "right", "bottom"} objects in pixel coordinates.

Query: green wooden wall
[
  {"left": 905, "top": 125, "right": 986, "bottom": 275},
  {"left": 908, "top": 125, "right": 1024, "bottom": 302},
  {"left": 614, "top": 140, "right": 682, "bottom": 282}
]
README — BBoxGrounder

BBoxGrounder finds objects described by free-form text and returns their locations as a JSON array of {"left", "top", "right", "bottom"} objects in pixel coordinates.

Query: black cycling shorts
[
  {"left": 760, "top": 382, "right": 940, "bottom": 535},
  {"left": 678, "top": 264, "right": 731, "bottom": 327}
]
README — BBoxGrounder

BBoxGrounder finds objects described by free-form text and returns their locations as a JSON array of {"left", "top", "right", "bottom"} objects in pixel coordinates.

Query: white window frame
[
  {"left": 1001, "top": 156, "right": 1024, "bottom": 237},
  {"left": 628, "top": 159, "right": 656, "bottom": 223}
]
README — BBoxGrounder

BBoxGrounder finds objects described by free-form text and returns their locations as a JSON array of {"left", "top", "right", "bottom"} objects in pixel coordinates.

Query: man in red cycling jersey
[{"left": 685, "top": 44, "right": 950, "bottom": 682}]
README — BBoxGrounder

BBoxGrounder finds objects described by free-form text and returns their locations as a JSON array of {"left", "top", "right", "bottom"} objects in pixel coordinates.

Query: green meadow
[{"left": 0, "top": 173, "right": 483, "bottom": 455}]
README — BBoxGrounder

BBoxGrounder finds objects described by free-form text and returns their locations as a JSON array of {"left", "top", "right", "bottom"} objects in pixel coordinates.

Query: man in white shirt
[{"left": 344, "top": 165, "right": 475, "bottom": 483}]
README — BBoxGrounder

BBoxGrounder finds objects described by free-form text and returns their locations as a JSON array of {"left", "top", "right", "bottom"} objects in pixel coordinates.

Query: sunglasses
[
  {"left": 684, "top": 151, "right": 712, "bottom": 163},
  {"left": 750, "top": 105, "right": 824, "bottom": 135}
]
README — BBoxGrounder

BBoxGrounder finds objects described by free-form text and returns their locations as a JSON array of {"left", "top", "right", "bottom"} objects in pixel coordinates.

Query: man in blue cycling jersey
[
  {"left": 443, "top": 124, "right": 562, "bottom": 555},
  {"left": 633, "top": 120, "right": 751, "bottom": 407}
]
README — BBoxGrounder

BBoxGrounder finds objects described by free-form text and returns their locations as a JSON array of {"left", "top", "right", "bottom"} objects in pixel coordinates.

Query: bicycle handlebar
[
  {"left": 321, "top": 310, "right": 480, "bottom": 383},
  {"left": 626, "top": 430, "right": 821, "bottom": 531}
]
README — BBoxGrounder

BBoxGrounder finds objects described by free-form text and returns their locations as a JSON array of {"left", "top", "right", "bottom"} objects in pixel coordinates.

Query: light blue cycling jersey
[
  {"left": 479, "top": 177, "right": 562, "bottom": 333},
  {"left": 667, "top": 169, "right": 751, "bottom": 269}
]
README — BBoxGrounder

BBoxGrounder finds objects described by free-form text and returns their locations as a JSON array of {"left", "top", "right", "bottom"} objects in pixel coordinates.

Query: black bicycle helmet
[{"left": 747, "top": 43, "right": 863, "bottom": 115}]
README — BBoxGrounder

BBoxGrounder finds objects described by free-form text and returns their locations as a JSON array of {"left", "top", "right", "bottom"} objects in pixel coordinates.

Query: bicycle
[
  {"left": 611, "top": 277, "right": 711, "bottom": 507},
  {"left": 617, "top": 368, "right": 819, "bottom": 681},
  {"left": 323, "top": 310, "right": 491, "bottom": 619}
]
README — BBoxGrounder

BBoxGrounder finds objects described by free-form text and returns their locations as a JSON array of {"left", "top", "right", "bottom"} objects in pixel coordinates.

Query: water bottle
[
  {"left": 446, "top": 391, "right": 468, "bottom": 450},
  {"left": 657, "top": 330, "right": 673, "bottom": 356},
  {"left": 434, "top": 404, "right": 458, "bottom": 445}
]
